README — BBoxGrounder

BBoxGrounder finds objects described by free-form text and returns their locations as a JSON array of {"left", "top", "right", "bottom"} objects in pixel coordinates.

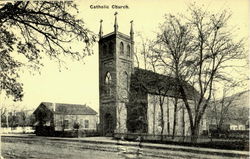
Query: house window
[
  {"left": 63, "top": 120, "right": 69, "bottom": 129},
  {"left": 85, "top": 120, "right": 89, "bottom": 128},
  {"left": 120, "top": 42, "right": 124, "bottom": 55},
  {"left": 105, "top": 72, "right": 112, "bottom": 96},
  {"left": 127, "top": 44, "right": 130, "bottom": 57}
]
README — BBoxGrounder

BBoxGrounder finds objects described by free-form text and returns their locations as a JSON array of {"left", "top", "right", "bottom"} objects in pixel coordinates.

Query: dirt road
[
  {"left": 1, "top": 136, "right": 247, "bottom": 159},
  {"left": 1, "top": 136, "right": 166, "bottom": 159}
]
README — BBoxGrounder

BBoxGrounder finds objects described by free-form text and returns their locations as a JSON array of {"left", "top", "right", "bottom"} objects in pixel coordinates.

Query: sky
[{"left": 1, "top": 0, "right": 249, "bottom": 112}]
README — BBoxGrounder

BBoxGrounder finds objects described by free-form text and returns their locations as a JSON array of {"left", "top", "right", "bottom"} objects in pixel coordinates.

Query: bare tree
[
  {"left": 172, "top": 97, "right": 179, "bottom": 139},
  {"left": 139, "top": 30, "right": 188, "bottom": 140},
  {"left": 136, "top": 35, "right": 183, "bottom": 139},
  {"left": 208, "top": 84, "right": 249, "bottom": 131},
  {"left": 209, "top": 87, "right": 235, "bottom": 131},
  {"left": 0, "top": 1, "right": 96, "bottom": 101},
  {"left": 0, "top": 104, "right": 17, "bottom": 127},
  {"left": 17, "top": 111, "right": 27, "bottom": 127},
  {"left": 152, "top": 5, "right": 246, "bottom": 142},
  {"left": 0, "top": 106, "right": 7, "bottom": 127},
  {"left": 139, "top": 38, "right": 160, "bottom": 135}
]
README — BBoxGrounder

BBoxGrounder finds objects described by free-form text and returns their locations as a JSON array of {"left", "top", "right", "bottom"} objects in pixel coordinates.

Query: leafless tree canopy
[
  {"left": 151, "top": 5, "right": 246, "bottom": 141},
  {"left": 0, "top": 1, "right": 96, "bottom": 101}
]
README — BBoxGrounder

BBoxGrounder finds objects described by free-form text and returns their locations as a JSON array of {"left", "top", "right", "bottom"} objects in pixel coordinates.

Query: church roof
[
  {"left": 131, "top": 68, "right": 198, "bottom": 100},
  {"left": 39, "top": 102, "right": 97, "bottom": 115}
]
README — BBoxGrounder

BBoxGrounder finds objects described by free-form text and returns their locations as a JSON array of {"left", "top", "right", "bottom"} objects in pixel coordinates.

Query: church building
[{"left": 98, "top": 13, "right": 206, "bottom": 137}]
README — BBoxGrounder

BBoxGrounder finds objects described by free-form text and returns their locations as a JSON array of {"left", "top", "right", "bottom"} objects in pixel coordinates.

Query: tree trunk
[
  {"left": 182, "top": 106, "right": 185, "bottom": 142},
  {"left": 182, "top": 106, "right": 185, "bottom": 135},
  {"left": 218, "top": 118, "right": 223, "bottom": 132},
  {"left": 172, "top": 98, "right": 178, "bottom": 139},
  {"left": 153, "top": 102, "right": 156, "bottom": 135},
  {"left": 160, "top": 102, "right": 164, "bottom": 141},
  {"left": 6, "top": 113, "right": 9, "bottom": 128},
  {"left": 167, "top": 98, "right": 170, "bottom": 135},
  {"left": 190, "top": 123, "right": 200, "bottom": 143}
]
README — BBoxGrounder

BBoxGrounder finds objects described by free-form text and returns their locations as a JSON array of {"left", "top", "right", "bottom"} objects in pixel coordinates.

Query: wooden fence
[{"left": 114, "top": 131, "right": 249, "bottom": 143}]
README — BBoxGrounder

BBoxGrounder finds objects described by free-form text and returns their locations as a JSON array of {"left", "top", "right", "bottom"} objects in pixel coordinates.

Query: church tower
[{"left": 99, "top": 13, "right": 134, "bottom": 135}]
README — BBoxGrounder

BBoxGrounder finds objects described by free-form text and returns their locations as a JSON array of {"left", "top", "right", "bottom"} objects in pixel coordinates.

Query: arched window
[
  {"left": 120, "top": 42, "right": 124, "bottom": 55},
  {"left": 105, "top": 72, "right": 112, "bottom": 96},
  {"left": 122, "top": 72, "right": 129, "bottom": 98},
  {"left": 109, "top": 42, "right": 113, "bottom": 55},
  {"left": 123, "top": 72, "right": 129, "bottom": 91},
  {"left": 103, "top": 44, "right": 107, "bottom": 55},
  {"left": 127, "top": 45, "right": 130, "bottom": 57}
]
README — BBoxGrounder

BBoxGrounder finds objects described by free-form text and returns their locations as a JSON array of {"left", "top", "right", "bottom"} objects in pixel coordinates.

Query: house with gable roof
[{"left": 33, "top": 102, "right": 97, "bottom": 136}]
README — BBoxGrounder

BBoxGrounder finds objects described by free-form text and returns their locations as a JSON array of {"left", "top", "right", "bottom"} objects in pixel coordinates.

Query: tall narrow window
[
  {"left": 103, "top": 44, "right": 107, "bottom": 55},
  {"left": 122, "top": 72, "right": 129, "bottom": 98},
  {"left": 127, "top": 45, "right": 130, "bottom": 57},
  {"left": 123, "top": 72, "right": 129, "bottom": 91},
  {"left": 105, "top": 72, "right": 112, "bottom": 96},
  {"left": 109, "top": 42, "right": 113, "bottom": 55},
  {"left": 120, "top": 42, "right": 124, "bottom": 55}
]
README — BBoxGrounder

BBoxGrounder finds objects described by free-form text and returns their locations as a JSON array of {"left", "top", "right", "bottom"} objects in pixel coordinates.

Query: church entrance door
[{"left": 104, "top": 113, "right": 113, "bottom": 136}]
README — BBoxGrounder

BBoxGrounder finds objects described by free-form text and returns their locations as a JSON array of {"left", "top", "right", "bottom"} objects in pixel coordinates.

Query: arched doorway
[{"left": 104, "top": 113, "right": 114, "bottom": 136}]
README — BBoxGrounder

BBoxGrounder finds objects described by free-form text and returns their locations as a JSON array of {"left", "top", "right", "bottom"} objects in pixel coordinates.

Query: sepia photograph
[{"left": 0, "top": 0, "right": 249, "bottom": 158}]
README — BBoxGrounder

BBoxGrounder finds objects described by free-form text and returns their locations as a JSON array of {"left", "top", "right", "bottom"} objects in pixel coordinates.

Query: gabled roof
[
  {"left": 131, "top": 68, "right": 199, "bottom": 100},
  {"left": 38, "top": 102, "right": 97, "bottom": 115}
]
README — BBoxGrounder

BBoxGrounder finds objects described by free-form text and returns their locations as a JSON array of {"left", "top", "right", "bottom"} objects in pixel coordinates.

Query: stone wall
[{"left": 115, "top": 102, "right": 127, "bottom": 133}]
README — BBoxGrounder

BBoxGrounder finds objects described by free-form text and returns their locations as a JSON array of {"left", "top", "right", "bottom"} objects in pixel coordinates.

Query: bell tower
[{"left": 99, "top": 13, "right": 134, "bottom": 135}]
